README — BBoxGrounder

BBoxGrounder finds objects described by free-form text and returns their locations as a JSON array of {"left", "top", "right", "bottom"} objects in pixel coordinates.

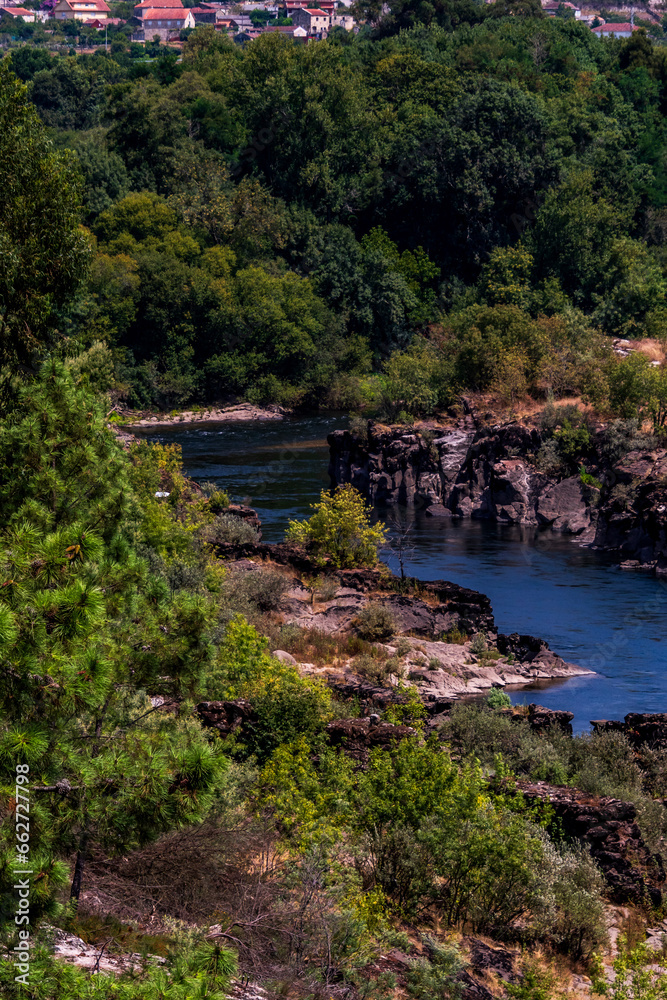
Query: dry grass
[
  {"left": 264, "top": 625, "right": 381, "bottom": 668},
  {"left": 634, "top": 338, "right": 666, "bottom": 363}
]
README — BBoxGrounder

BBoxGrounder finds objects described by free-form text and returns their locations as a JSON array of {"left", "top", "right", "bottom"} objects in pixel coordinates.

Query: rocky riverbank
[
  {"left": 121, "top": 402, "right": 288, "bottom": 428},
  {"left": 328, "top": 415, "right": 667, "bottom": 574},
  {"left": 214, "top": 539, "right": 592, "bottom": 708}
]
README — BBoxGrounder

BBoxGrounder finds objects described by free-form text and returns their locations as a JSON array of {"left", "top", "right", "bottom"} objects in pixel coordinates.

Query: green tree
[
  {"left": 0, "top": 62, "right": 92, "bottom": 368},
  {"left": 0, "top": 363, "right": 226, "bottom": 910}
]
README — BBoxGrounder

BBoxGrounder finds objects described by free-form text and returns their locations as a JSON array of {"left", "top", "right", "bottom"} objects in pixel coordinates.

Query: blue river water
[{"left": 136, "top": 415, "right": 667, "bottom": 733}]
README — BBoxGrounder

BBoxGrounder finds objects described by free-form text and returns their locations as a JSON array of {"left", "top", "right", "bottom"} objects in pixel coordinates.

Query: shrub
[
  {"left": 285, "top": 484, "right": 387, "bottom": 568},
  {"left": 349, "top": 415, "right": 370, "bottom": 446},
  {"left": 311, "top": 574, "right": 339, "bottom": 602},
  {"left": 486, "top": 688, "right": 511, "bottom": 709},
  {"left": 470, "top": 633, "right": 487, "bottom": 654},
  {"left": 506, "top": 962, "right": 557, "bottom": 1000},
  {"left": 598, "top": 418, "right": 656, "bottom": 466},
  {"left": 355, "top": 602, "right": 396, "bottom": 641},
  {"left": 535, "top": 438, "right": 566, "bottom": 478},
  {"left": 396, "top": 638, "right": 412, "bottom": 657},
  {"left": 381, "top": 341, "right": 453, "bottom": 418},
  {"left": 444, "top": 627, "right": 467, "bottom": 645},
  {"left": 200, "top": 481, "right": 230, "bottom": 513},
  {"left": 248, "top": 670, "right": 332, "bottom": 763},
  {"left": 238, "top": 569, "right": 289, "bottom": 612},
  {"left": 547, "top": 843, "right": 608, "bottom": 960},
  {"left": 354, "top": 653, "right": 392, "bottom": 685},
  {"left": 593, "top": 943, "right": 667, "bottom": 999},
  {"left": 406, "top": 937, "right": 464, "bottom": 998},
  {"left": 539, "top": 402, "right": 586, "bottom": 435},
  {"left": 206, "top": 513, "right": 259, "bottom": 545}
]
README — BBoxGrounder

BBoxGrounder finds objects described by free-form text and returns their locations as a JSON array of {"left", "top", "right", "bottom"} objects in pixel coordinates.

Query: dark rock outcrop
[
  {"left": 329, "top": 419, "right": 667, "bottom": 570},
  {"left": 514, "top": 780, "right": 665, "bottom": 906},
  {"left": 196, "top": 700, "right": 255, "bottom": 737},
  {"left": 496, "top": 632, "right": 579, "bottom": 677},
  {"left": 462, "top": 938, "right": 517, "bottom": 983},
  {"left": 328, "top": 419, "right": 549, "bottom": 526},
  {"left": 592, "top": 712, "right": 667, "bottom": 749},
  {"left": 325, "top": 717, "right": 417, "bottom": 765},
  {"left": 526, "top": 703, "right": 574, "bottom": 735},
  {"left": 593, "top": 453, "right": 667, "bottom": 574},
  {"left": 227, "top": 503, "right": 262, "bottom": 537}
]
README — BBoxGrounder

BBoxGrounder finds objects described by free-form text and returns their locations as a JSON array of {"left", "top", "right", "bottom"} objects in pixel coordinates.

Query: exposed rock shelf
[{"left": 215, "top": 540, "right": 593, "bottom": 706}]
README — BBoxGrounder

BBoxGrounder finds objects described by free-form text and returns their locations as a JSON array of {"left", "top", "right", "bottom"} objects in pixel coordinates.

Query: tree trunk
[{"left": 70, "top": 831, "right": 89, "bottom": 901}]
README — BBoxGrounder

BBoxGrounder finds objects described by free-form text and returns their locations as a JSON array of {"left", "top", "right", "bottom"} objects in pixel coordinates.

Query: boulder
[
  {"left": 272, "top": 649, "right": 297, "bottom": 664},
  {"left": 536, "top": 476, "right": 590, "bottom": 534},
  {"left": 527, "top": 703, "right": 574, "bottom": 735}
]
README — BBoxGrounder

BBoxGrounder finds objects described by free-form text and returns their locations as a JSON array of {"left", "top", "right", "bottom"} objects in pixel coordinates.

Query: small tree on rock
[{"left": 285, "top": 484, "right": 387, "bottom": 568}]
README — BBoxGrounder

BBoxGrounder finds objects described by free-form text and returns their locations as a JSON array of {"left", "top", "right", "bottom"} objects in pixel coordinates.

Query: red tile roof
[
  {"left": 134, "top": 0, "right": 183, "bottom": 8},
  {"left": 303, "top": 7, "right": 327, "bottom": 12},
  {"left": 140, "top": 7, "right": 185, "bottom": 16},
  {"left": 592, "top": 21, "right": 639, "bottom": 31}
]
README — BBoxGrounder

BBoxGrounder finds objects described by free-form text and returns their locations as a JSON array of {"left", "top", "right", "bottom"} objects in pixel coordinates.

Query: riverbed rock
[
  {"left": 537, "top": 476, "right": 591, "bottom": 534},
  {"left": 128, "top": 403, "right": 286, "bottom": 428}
]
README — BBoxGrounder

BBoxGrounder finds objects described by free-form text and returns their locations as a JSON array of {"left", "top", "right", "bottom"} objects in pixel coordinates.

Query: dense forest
[
  {"left": 5, "top": 12, "right": 667, "bottom": 418},
  {"left": 3, "top": 8, "right": 667, "bottom": 1000}
]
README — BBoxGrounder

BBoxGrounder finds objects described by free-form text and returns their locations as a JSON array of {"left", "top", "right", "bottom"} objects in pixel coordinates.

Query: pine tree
[{"left": 0, "top": 362, "right": 226, "bottom": 921}]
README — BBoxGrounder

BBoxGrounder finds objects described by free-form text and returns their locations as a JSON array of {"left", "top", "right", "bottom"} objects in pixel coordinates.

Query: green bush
[
  {"left": 286, "top": 484, "right": 387, "bottom": 568},
  {"left": 200, "top": 480, "right": 230, "bottom": 513},
  {"left": 470, "top": 632, "right": 488, "bottom": 654},
  {"left": 237, "top": 569, "right": 289, "bottom": 613},
  {"left": 206, "top": 513, "right": 259, "bottom": 545},
  {"left": 547, "top": 843, "right": 608, "bottom": 960},
  {"left": 354, "top": 652, "right": 392, "bottom": 685},
  {"left": 354, "top": 602, "right": 397, "bottom": 641},
  {"left": 406, "top": 937, "right": 464, "bottom": 999},
  {"left": 486, "top": 687, "right": 511, "bottom": 709}
]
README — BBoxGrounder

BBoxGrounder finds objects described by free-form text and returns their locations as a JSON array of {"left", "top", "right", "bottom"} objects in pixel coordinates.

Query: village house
[
  {"left": 541, "top": 1, "right": 581, "bottom": 17},
  {"left": 290, "top": 5, "right": 352, "bottom": 35},
  {"left": 52, "top": 0, "right": 110, "bottom": 21},
  {"left": 189, "top": 2, "right": 217, "bottom": 24},
  {"left": 132, "top": 0, "right": 194, "bottom": 41},
  {"left": 264, "top": 21, "right": 307, "bottom": 37},
  {"left": 228, "top": 13, "right": 253, "bottom": 29},
  {"left": 591, "top": 20, "right": 641, "bottom": 37},
  {"left": 0, "top": 5, "right": 36, "bottom": 19}
]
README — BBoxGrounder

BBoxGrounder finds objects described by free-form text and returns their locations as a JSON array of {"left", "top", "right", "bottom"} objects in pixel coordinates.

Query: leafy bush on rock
[{"left": 355, "top": 602, "right": 397, "bottom": 642}]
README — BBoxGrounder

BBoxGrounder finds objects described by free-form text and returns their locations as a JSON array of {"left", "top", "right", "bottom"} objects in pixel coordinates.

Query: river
[{"left": 136, "top": 415, "right": 667, "bottom": 733}]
